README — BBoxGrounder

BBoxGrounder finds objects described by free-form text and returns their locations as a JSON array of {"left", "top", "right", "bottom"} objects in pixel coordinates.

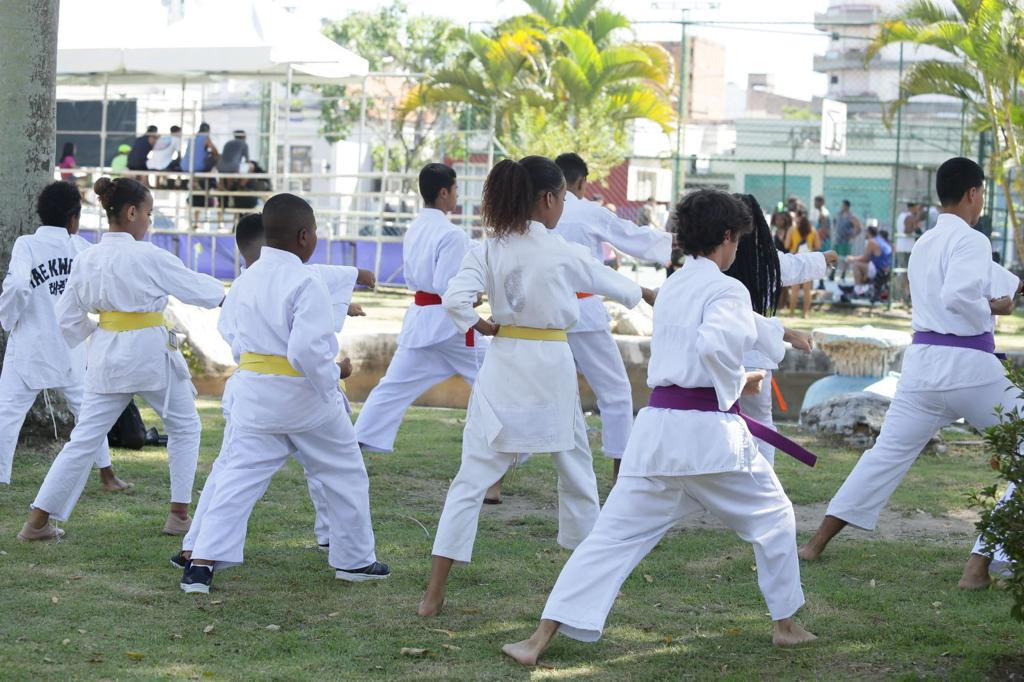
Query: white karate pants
[
  {"left": 970, "top": 481, "right": 1016, "bottom": 576},
  {"left": 541, "top": 458, "right": 805, "bottom": 642},
  {"left": 738, "top": 368, "right": 776, "bottom": 465},
  {"left": 828, "top": 378, "right": 1023, "bottom": 530},
  {"left": 431, "top": 403, "right": 600, "bottom": 563},
  {"left": 0, "top": 367, "right": 111, "bottom": 485},
  {"left": 183, "top": 437, "right": 334, "bottom": 553},
  {"left": 31, "top": 378, "right": 201, "bottom": 521},
  {"left": 188, "top": 414, "right": 376, "bottom": 572},
  {"left": 354, "top": 334, "right": 483, "bottom": 452},
  {"left": 568, "top": 331, "right": 634, "bottom": 458}
]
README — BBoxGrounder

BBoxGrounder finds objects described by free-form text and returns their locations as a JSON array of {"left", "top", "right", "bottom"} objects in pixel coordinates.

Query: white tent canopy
[{"left": 57, "top": 0, "right": 368, "bottom": 84}]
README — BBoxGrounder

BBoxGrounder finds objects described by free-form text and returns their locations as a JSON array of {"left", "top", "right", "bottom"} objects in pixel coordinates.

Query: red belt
[
  {"left": 576, "top": 292, "right": 593, "bottom": 299},
  {"left": 414, "top": 291, "right": 475, "bottom": 347}
]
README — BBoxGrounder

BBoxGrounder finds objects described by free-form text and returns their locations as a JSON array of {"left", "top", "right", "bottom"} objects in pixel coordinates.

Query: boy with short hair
[
  {"left": 800, "top": 157, "right": 1023, "bottom": 576},
  {"left": 354, "top": 163, "right": 486, "bottom": 455},
  {"left": 174, "top": 213, "right": 370, "bottom": 569},
  {"left": 181, "top": 194, "right": 387, "bottom": 593}
]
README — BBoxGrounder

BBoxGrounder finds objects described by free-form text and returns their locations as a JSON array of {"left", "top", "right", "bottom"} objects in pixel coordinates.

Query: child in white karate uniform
[
  {"left": 0, "top": 181, "right": 127, "bottom": 495},
  {"left": 355, "top": 163, "right": 488, "bottom": 454},
  {"left": 417, "top": 156, "right": 656, "bottom": 617},
  {"left": 174, "top": 213, "right": 373, "bottom": 570},
  {"left": 552, "top": 153, "right": 672, "bottom": 484},
  {"left": 800, "top": 158, "right": 1024, "bottom": 588},
  {"left": 726, "top": 194, "right": 838, "bottom": 465},
  {"left": 182, "top": 194, "right": 387, "bottom": 593},
  {"left": 18, "top": 177, "right": 225, "bottom": 541},
  {"left": 502, "top": 189, "right": 816, "bottom": 668}
]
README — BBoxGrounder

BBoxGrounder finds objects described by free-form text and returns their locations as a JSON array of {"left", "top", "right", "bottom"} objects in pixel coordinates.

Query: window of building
[{"left": 830, "top": 75, "right": 839, "bottom": 85}]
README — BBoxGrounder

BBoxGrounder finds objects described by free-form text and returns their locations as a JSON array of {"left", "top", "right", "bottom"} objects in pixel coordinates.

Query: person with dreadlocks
[{"left": 724, "top": 194, "right": 838, "bottom": 465}]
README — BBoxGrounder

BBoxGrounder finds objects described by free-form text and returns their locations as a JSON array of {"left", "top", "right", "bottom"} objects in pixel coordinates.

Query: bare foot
[
  {"left": 773, "top": 618, "right": 817, "bottom": 647},
  {"left": 100, "top": 473, "right": 131, "bottom": 491},
  {"left": 417, "top": 592, "right": 444, "bottom": 617},
  {"left": 798, "top": 544, "right": 822, "bottom": 562},
  {"left": 958, "top": 554, "right": 993, "bottom": 591},
  {"left": 502, "top": 639, "right": 541, "bottom": 667},
  {"left": 484, "top": 480, "right": 502, "bottom": 504}
]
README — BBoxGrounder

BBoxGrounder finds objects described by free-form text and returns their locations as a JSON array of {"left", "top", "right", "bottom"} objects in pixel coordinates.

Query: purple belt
[
  {"left": 648, "top": 385, "right": 817, "bottom": 467},
  {"left": 911, "top": 331, "right": 1005, "bottom": 360}
]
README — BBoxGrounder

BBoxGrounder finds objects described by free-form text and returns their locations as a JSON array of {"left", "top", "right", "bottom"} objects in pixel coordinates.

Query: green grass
[{"left": 1, "top": 401, "right": 1021, "bottom": 680}]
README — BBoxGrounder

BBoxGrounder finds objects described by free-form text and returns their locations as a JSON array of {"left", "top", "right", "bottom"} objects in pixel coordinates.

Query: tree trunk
[{"left": 0, "top": 1, "right": 73, "bottom": 440}]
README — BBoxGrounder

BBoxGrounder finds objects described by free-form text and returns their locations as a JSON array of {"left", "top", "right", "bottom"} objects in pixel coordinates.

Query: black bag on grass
[{"left": 107, "top": 400, "right": 147, "bottom": 449}]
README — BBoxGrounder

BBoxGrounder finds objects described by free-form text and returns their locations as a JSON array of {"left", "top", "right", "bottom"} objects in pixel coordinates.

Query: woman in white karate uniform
[
  {"left": 0, "top": 181, "right": 126, "bottom": 495},
  {"left": 726, "top": 194, "right": 838, "bottom": 465},
  {"left": 17, "top": 177, "right": 225, "bottom": 542},
  {"left": 418, "top": 156, "right": 656, "bottom": 617},
  {"left": 502, "top": 189, "right": 816, "bottom": 668}
]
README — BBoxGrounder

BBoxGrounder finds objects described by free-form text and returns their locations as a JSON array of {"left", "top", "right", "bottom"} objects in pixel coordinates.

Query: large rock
[
  {"left": 811, "top": 325, "right": 911, "bottom": 377},
  {"left": 800, "top": 389, "right": 942, "bottom": 450}
]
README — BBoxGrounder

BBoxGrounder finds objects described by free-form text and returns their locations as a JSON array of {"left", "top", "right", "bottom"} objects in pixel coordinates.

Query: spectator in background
[
  {"left": 110, "top": 143, "right": 131, "bottom": 172},
  {"left": 894, "top": 201, "right": 922, "bottom": 261},
  {"left": 147, "top": 125, "right": 183, "bottom": 171},
  {"left": 845, "top": 225, "right": 892, "bottom": 296},
  {"left": 814, "top": 195, "right": 831, "bottom": 252},
  {"left": 786, "top": 211, "right": 820, "bottom": 318},
  {"left": 926, "top": 201, "right": 939, "bottom": 231},
  {"left": 771, "top": 210, "right": 792, "bottom": 252},
  {"left": 217, "top": 130, "right": 249, "bottom": 174},
  {"left": 127, "top": 125, "right": 158, "bottom": 171},
  {"left": 637, "top": 196, "right": 657, "bottom": 226},
  {"left": 58, "top": 142, "right": 76, "bottom": 182},
  {"left": 181, "top": 122, "right": 219, "bottom": 173},
  {"left": 652, "top": 200, "right": 669, "bottom": 231},
  {"left": 834, "top": 199, "right": 861, "bottom": 280}
]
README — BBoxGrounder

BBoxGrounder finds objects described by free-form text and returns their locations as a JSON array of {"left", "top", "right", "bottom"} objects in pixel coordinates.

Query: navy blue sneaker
[
  {"left": 170, "top": 551, "right": 191, "bottom": 570},
  {"left": 334, "top": 561, "right": 390, "bottom": 582},
  {"left": 180, "top": 564, "right": 214, "bottom": 594}
]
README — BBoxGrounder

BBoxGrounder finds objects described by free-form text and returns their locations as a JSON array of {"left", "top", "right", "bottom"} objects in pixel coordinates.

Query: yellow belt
[
  {"left": 98, "top": 311, "right": 166, "bottom": 332},
  {"left": 238, "top": 353, "right": 303, "bottom": 377},
  {"left": 238, "top": 352, "right": 348, "bottom": 392},
  {"left": 496, "top": 325, "right": 568, "bottom": 342}
]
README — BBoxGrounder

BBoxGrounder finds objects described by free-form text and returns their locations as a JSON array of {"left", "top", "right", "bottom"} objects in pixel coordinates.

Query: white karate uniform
[
  {"left": 554, "top": 193, "right": 672, "bottom": 458},
  {"left": 540, "top": 256, "right": 804, "bottom": 642},
  {"left": 739, "top": 251, "right": 828, "bottom": 465},
  {"left": 29, "top": 232, "right": 224, "bottom": 520},
  {"left": 827, "top": 214, "right": 1022, "bottom": 540},
  {"left": 431, "top": 222, "right": 642, "bottom": 563},
  {"left": 0, "top": 227, "right": 113, "bottom": 491},
  {"left": 183, "top": 264, "right": 359, "bottom": 553},
  {"left": 188, "top": 248, "right": 376, "bottom": 571},
  {"left": 354, "top": 208, "right": 487, "bottom": 452}
]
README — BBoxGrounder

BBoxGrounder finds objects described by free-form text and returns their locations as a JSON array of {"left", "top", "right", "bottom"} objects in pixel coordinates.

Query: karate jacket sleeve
[
  {"left": 566, "top": 243, "right": 643, "bottom": 309},
  {"left": 697, "top": 284, "right": 759, "bottom": 411},
  {"left": 310, "top": 265, "right": 359, "bottom": 332},
  {"left": 287, "top": 276, "right": 342, "bottom": 403},
  {"left": 989, "top": 262, "right": 1020, "bottom": 300},
  {"left": 55, "top": 269, "right": 97, "bottom": 349},
  {"left": 0, "top": 238, "right": 32, "bottom": 332},
  {"left": 941, "top": 234, "right": 994, "bottom": 330},
  {"left": 778, "top": 251, "right": 828, "bottom": 286},
  {"left": 443, "top": 245, "right": 487, "bottom": 333},
  {"left": 752, "top": 313, "right": 786, "bottom": 366},
  {"left": 150, "top": 248, "right": 225, "bottom": 308},
  {"left": 589, "top": 205, "right": 673, "bottom": 263}
]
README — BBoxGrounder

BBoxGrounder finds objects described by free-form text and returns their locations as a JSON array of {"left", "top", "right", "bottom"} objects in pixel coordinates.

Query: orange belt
[
  {"left": 576, "top": 292, "right": 594, "bottom": 299},
  {"left": 414, "top": 291, "right": 475, "bottom": 347}
]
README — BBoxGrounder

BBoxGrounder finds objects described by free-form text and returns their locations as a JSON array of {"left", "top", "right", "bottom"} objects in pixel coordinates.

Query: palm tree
[
  {"left": 551, "top": 28, "right": 674, "bottom": 132},
  {"left": 518, "top": 0, "right": 631, "bottom": 49},
  {"left": 868, "top": 0, "right": 1024, "bottom": 262},
  {"left": 401, "top": 27, "right": 552, "bottom": 137}
]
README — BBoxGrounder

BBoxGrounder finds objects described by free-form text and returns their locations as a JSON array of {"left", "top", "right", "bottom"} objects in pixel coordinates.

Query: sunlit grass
[{"left": 0, "top": 401, "right": 1020, "bottom": 679}]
